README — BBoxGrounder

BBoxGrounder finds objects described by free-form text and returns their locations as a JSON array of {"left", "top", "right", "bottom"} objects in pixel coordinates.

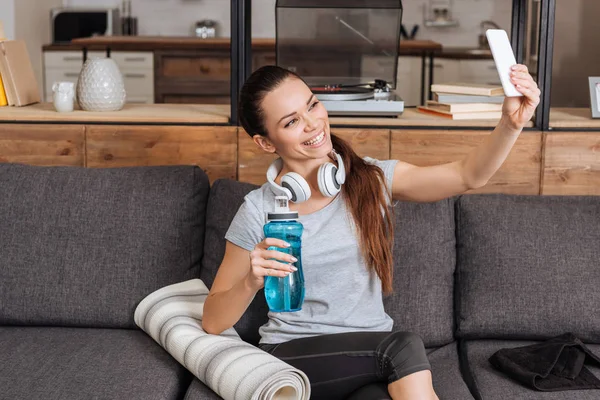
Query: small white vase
[
  {"left": 76, "top": 58, "right": 126, "bottom": 112},
  {"left": 52, "top": 81, "right": 75, "bottom": 112}
]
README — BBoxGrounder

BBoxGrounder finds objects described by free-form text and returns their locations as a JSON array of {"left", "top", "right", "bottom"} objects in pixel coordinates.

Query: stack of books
[
  {"left": 417, "top": 83, "right": 505, "bottom": 120},
  {"left": 0, "top": 27, "right": 41, "bottom": 107}
]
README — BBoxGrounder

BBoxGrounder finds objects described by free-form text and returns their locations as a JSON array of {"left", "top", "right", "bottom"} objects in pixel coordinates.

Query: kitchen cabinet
[
  {"left": 391, "top": 129, "right": 542, "bottom": 195},
  {"left": 0, "top": 124, "right": 85, "bottom": 166},
  {"left": 43, "top": 51, "right": 154, "bottom": 104},
  {"left": 153, "top": 49, "right": 276, "bottom": 104},
  {"left": 396, "top": 57, "right": 499, "bottom": 107},
  {"left": 458, "top": 59, "right": 501, "bottom": 86},
  {"left": 396, "top": 56, "right": 422, "bottom": 107},
  {"left": 238, "top": 127, "right": 391, "bottom": 185},
  {"left": 425, "top": 58, "right": 500, "bottom": 88},
  {"left": 86, "top": 125, "right": 238, "bottom": 183}
]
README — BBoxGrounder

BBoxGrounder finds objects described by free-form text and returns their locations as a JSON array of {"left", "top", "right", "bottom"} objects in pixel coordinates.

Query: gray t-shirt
[{"left": 224, "top": 157, "right": 398, "bottom": 344}]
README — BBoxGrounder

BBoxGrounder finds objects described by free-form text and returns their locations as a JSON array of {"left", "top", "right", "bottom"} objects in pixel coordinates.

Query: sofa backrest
[
  {"left": 0, "top": 163, "right": 209, "bottom": 329},
  {"left": 455, "top": 194, "right": 600, "bottom": 343},
  {"left": 202, "top": 179, "right": 457, "bottom": 347},
  {"left": 384, "top": 198, "right": 457, "bottom": 347}
]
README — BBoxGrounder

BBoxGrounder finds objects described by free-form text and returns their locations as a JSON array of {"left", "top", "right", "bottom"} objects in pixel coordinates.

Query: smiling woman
[{"left": 202, "top": 65, "right": 437, "bottom": 400}]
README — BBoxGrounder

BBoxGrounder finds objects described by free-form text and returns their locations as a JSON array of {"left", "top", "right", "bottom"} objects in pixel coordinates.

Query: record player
[{"left": 276, "top": 0, "right": 404, "bottom": 117}]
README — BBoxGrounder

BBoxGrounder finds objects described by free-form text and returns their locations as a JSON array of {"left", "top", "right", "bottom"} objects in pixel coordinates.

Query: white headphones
[{"left": 266, "top": 150, "right": 346, "bottom": 203}]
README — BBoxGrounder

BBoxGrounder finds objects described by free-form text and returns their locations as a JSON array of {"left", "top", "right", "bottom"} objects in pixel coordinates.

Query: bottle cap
[{"left": 267, "top": 196, "right": 299, "bottom": 221}]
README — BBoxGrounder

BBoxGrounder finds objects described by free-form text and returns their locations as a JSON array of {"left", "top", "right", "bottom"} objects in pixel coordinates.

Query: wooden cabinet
[
  {"left": 86, "top": 125, "right": 237, "bottom": 183},
  {"left": 4, "top": 118, "right": 600, "bottom": 196},
  {"left": 238, "top": 128, "right": 390, "bottom": 185},
  {"left": 154, "top": 50, "right": 275, "bottom": 104},
  {"left": 390, "top": 129, "right": 543, "bottom": 195},
  {"left": 43, "top": 50, "right": 155, "bottom": 104},
  {"left": 0, "top": 124, "right": 85, "bottom": 166},
  {"left": 542, "top": 132, "right": 600, "bottom": 195}
]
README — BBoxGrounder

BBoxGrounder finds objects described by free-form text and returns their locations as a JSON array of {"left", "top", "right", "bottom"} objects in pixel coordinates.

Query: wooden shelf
[
  {"left": 0, "top": 103, "right": 230, "bottom": 125},
  {"left": 0, "top": 103, "right": 534, "bottom": 128},
  {"left": 550, "top": 107, "right": 600, "bottom": 129},
  {"left": 330, "top": 108, "right": 534, "bottom": 128},
  {"left": 56, "top": 36, "right": 442, "bottom": 54}
]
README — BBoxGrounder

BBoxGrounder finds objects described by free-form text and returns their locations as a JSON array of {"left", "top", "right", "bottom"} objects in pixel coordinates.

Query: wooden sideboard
[{"left": 0, "top": 104, "right": 598, "bottom": 195}]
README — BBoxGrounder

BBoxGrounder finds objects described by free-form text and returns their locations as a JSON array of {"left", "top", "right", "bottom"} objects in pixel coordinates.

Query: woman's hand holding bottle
[{"left": 246, "top": 238, "right": 298, "bottom": 291}]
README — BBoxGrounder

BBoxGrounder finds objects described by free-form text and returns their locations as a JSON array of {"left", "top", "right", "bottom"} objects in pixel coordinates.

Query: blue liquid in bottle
[{"left": 263, "top": 196, "right": 305, "bottom": 312}]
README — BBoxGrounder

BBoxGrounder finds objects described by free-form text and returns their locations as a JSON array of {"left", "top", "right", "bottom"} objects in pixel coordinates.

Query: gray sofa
[{"left": 1, "top": 162, "right": 599, "bottom": 400}]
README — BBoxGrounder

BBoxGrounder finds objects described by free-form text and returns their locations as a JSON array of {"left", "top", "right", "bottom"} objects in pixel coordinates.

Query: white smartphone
[{"left": 486, "top": 29, "right": 523, "bottom": 97}]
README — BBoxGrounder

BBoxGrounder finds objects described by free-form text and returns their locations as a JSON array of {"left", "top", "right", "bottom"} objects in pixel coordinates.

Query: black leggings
[{"left": 259, "top": 331, "right": 431, "bottom": 400}]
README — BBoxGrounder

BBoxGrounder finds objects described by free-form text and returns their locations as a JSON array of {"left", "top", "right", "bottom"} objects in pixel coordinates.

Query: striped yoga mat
[{"left": 134, "top": 279, "right": 310, "bottom": 400}]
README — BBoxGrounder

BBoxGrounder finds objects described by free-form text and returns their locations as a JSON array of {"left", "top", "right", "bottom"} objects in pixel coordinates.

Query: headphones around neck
[{"left": 266, "top": 150, "right": 346, "bottom": 203}]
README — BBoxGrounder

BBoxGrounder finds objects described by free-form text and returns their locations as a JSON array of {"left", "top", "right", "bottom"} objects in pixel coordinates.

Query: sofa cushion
[
  {"left": 0, "top": 163, "right": 208, "bottom": 328},
  {"left": 200, "top": 179, "right": 267, "bottom": 345},
  {"left": 384, "top": 198, "right": 456, "bottom": 347},
  {"left": 0, "top": 327, "right": 192, "bottom": 400},
  {"left": 428, "top": 342, "right": 475, "bottom": 399},
  {"left": 463, "top": 339, "right": 600, "bottom": 400},
  {"left": 456, "top": 194, "right": 600, "bottom": 342}
]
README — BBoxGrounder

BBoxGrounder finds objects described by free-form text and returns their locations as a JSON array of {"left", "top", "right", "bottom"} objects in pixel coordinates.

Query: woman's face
[{"left": 259, "top": 77, "right": 332, "bottom": 160}]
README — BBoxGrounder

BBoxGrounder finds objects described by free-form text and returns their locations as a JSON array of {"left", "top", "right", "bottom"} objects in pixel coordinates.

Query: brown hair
[{"left": 238, "top": 65, "right": 395, "bottom": 294}]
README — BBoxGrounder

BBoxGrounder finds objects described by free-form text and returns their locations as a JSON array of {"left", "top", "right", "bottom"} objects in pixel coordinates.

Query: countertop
[
  {"left": 0, "top": 103, "right": 230, "bottom": 125},
  {"left": 43, "top": 36, "right": 443, "bottom": 55},
  {"left": 437, "top": 47, "right": 493, "bottom": 60},
  {"left": 0, "top": 103, "right": 547, "bottom": 128}
]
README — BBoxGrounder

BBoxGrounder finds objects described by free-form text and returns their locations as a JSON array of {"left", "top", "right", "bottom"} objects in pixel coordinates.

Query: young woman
[{"left": 202, "top": 65, "right": 540, "bottom": 400}]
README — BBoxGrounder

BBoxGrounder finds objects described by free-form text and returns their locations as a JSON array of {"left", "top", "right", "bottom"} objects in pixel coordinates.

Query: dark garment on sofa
[{"left": 489, "top": 333, "right": 600, "bottom": 391}]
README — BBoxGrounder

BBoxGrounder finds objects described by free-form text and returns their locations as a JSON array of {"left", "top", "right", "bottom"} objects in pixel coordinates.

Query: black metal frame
[
  {"left": 537, "top": 0, "right": 556, "bottom": 130},
  {"left": 511, "top": 0, "right": 527, "bottom": 63},
  {"left": 230, "top": 0, "right": 557, "bottom": 130},
  {"left": 230, "top": 0, "right": 252, "bottom": 125}
]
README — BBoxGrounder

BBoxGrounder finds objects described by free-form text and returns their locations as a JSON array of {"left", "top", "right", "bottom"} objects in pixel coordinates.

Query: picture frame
[{"left": 588, "top": 77, "right": 600, "bottom": 118}]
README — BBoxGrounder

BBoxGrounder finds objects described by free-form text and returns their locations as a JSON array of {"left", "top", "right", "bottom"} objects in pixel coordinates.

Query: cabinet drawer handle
[
  {"left": 64, "top": 72, "right": 80, "bottom": 78},
  {"left": 62, "top": 56, "right": 82, "bottom": 62},
  {"left": 200, "top": 66, "right": 210, "bottom": 74},
  {"left": 124, "top": 73, "right": 147, "bottom": 78},
  {"left": 124, "top": 57, "right": 146, "bottom": 62},
  {"left": 433, "top": 64, "right": 444, "bottom": 68},
  {"left": 487, "top": 66, "right": 497, "bottom": 70}
]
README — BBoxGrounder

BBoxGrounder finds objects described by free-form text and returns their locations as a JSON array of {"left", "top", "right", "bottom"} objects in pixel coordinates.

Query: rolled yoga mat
[{"left": 134, "top": 279, "right": 311, "bottom": 400}]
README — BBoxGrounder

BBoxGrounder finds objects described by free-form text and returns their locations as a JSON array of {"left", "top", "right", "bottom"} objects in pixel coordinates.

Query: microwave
[{"left": 51, "top": 8, "right": 121, "bottom": 43}]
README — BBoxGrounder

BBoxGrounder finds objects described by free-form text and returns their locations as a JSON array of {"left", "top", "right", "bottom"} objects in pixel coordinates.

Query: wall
[
  {"left": 14, "top": 0, "right": 63, "bottom": 96},
  {"left": 551, "top": 0, "right": 600, "bottom": 107},
  {"left": 1, "top": 0, "right": 61, "bottom": 96},
  {"left": 65, "top": 0, "right": 512, "bottom": 47},
  {"left": 0, "top": 0, "right": 15, "bottom": 39}
]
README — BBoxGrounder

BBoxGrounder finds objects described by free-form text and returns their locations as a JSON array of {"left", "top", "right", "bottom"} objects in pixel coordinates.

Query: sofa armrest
[{"left": 184, "top": 378, "right": 223, "bottom": 400}]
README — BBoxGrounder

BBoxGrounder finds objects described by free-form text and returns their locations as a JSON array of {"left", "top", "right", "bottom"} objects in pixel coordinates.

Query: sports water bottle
[{"left": 263, "top": 196, "right": 305, "bottom": 312}]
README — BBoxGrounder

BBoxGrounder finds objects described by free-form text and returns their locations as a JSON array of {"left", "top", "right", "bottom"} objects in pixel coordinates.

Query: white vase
[
  {"left": 76, "top": 58, "right": 126, "bottom": 112},
  {"left": 52, "top": 81, "right": 75, "bottom": 113}
]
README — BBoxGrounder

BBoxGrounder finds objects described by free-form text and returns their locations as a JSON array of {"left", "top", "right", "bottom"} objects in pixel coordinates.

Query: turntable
[{"left": 276, "top": 0, "right": 405, "bottom": 117}]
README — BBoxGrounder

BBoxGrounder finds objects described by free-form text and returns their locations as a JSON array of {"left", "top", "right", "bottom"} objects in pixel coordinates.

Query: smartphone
[{"left": 486, "top": 29, "right": 523, "bottom": 97}]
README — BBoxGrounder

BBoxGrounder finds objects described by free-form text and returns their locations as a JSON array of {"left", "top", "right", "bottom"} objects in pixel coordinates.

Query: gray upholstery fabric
[
  {"left": 0, "top": 163, "right": 208, "bottom": 328},
  {"left": 384, "top": 198, "right": 457, "bottom": 347},
  {"left": 427, "top": 342, "right": 475, "bottom": 399},
  {"left": 184, "top": 379, "right": 226, "bottom": 400},
  {"left": 202, "top": 179, "right": 456, "bottom": 347},
  {"left": 456, "top": 194, "right": 600, "bottom": 342},
  {"left": 464, "top": 340, "right": 600, "bottom": 400},
  {"left": 0, "top": 326, "right": 192, "bottom": 400}
]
